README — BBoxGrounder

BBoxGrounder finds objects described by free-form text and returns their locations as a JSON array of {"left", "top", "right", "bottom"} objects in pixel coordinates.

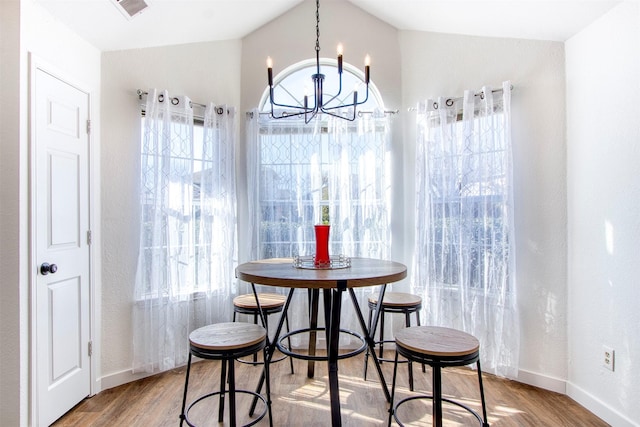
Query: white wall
[
  {"left": 0, "top": 2, "right": 25, "bottom": 425},
  {"left": 0, "top": 0, "right": 101, "bottom": 424},
  {"left": 100, "top": 40, "right": 242, "bottom": 385},
  {"left": 566, "top": 2, "right": 640, "bottom": 425},
  {"left": 399, "top": 31, "right": 569, "bottom": 388}
]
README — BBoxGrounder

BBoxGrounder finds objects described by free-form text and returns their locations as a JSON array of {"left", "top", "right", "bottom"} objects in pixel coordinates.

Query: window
[
  {"left": 418, "top": 96, "right": 512, "bottom": 294},
  {"left": 249, "top": 60, "right": 391, "bottom": 261}
]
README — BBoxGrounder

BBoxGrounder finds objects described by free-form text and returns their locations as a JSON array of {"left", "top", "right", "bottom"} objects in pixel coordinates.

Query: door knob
[{"left": 40, "top": 263, "right": 58, "bottom": 275}]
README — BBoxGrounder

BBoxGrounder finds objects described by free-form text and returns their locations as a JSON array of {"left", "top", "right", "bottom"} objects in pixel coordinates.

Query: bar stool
[
  {"left": 232, "top": 293, "right": 294, "bottom": 374},
  {"left": 364, "top": 291, "right": 424, "bottom": 390},
  {"left": 180, "top": 322, "right": 272, "bottom": 427},
  {"left": 388, "top": 326, "right": 490, "bottom": 427}
]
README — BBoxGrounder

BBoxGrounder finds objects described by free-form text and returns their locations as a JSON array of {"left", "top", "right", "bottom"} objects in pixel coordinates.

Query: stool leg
[
  {"left": 179, "top": 353, "right": 192, "bottom": 426},
  {"left": 433, "top": 365, "right": 443, "bottom": 427},
  {"left": 263, "top": 346, "right": 274, "bottom": 427},
  {"left": 284, "top": 312, "right": 294, "bottom": 374},
  {"left": 218, "top": 359, "right": 227, "bottom": 423},
  {"left": 253, "top": 313, "right": 259, "bottom": 364},
  {"left": 228, "top": 359, "right": 237, "bottom": 427},
  {"left": 477, "top": 360, "right": 490, "bottom": 427},
  {"left": 405, "top": 311, "right": 414, "bottom": 392},
  {"left": 416, "top": 311, "right": 425, "bottom": 373},
  {"left": 387, "top": 350, "right": 400, "bottom": 427},
  {"left": 363, "top": 305, "right": 373, "bottom": 381},
  {"left": 379, "top": 308, "right": 385, "bottom": 359}
]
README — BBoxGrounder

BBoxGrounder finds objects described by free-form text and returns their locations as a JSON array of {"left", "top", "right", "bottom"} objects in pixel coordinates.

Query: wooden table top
[{"left": 236, "top": 257, "right": 407, "bottom": 289}]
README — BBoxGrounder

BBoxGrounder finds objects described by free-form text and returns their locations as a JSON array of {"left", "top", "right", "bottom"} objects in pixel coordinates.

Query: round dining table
[{"left": 236, "top": 257, "right": 407, "bottom": 427}]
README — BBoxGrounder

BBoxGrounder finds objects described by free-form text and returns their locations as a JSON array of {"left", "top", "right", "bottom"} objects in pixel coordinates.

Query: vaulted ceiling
[{"left": 35, "top": 0, "right": 620, "bottom": 51}]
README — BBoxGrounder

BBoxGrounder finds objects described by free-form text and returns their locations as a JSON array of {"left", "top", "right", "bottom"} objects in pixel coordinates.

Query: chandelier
[{"left": 266, "top": 0, "right": 371, "bottom": 123}]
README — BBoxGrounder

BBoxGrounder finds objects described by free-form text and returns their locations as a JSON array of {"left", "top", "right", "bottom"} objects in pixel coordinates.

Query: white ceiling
[{"left": 35, "top": 0, "right": 621, "bottom": 51}]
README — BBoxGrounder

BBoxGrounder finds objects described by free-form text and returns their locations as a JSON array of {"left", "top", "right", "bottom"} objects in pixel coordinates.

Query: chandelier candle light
[{"left": 266, "top": 0, "right": 371, "bottom": 123}]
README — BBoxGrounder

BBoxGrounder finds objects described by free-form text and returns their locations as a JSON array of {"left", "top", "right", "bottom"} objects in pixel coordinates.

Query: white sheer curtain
[
  {"left": 245, "top": 110, "right": 392, "bottom": 346},
  {"left": 133, "top": 89, "right": 237, "bottom": 373},
  {"left": 411, "top": 81, "right": 519, "bottom": 378}
]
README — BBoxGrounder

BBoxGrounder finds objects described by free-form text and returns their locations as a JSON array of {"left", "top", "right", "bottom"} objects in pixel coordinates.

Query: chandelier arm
[
  {"left": 269, "top": 88, "right": 314, "bottom": 112},
  {"left": 319, "top": 107, "right": 357, "bottom": 122},
  {"left": 323, "top": 84, "right": 370, "bottom": 111},
  {"left": 266, "top": 0, "right": 372, "bottom": 122},
  {"left": 319, "top": 73, "right": 344, "bottom": 108}
]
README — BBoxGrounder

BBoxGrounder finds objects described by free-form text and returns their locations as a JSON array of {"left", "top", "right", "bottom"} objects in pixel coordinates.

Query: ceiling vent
[{"left": 111, "top": 0, "right": 148, "bottom": 19}]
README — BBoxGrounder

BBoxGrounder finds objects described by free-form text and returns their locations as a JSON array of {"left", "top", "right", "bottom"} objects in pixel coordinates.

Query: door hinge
[
  {"left": 87, "top": 230, "right": 92, "bottom": 245},
  {"left": 86, "top": 119, "right": 91, "bottom": 134},
  {"left": 88, "top": 341, "right": 93, "bottom": 357}
]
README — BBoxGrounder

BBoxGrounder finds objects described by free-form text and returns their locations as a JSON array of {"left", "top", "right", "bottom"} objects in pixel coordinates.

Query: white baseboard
[
  {"left": 99, "top": 368, "right": 155, "bottom": 391},
  {"left": 517, "top": 368, "right": 567, "bottom": 394},
  {"left": 567, "top": 381, "right": 639, "bottom": 427}
]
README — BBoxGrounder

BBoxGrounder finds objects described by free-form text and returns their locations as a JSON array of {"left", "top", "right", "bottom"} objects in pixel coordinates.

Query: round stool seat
[
  {"left": 368, "top": 291, "right": 422, "bottom": 309},
  {"left": 395, "top": 326, "right": 479, "bottom": 358},
  {"left": 233, "top": 293, "right": 286, "bottom": 311},
  {"left": 189, "top": 322, "right": 266, "bottom": 352}
]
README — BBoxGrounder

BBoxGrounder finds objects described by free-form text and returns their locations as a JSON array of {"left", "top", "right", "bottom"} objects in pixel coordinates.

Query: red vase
[{"left": 314, "top": 224, "right": 331, "bottom": 267}]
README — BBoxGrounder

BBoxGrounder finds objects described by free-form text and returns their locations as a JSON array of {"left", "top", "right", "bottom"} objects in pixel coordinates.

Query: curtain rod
[
  {"left": 137, "top": 89, "right": 207, "bottom": 110},
  {"left": 245, "top": 109, "right": 399, "bottom": 119},
  {"left": 136, "top": 89, "right": 233, "bottom": 117},
  {"left": 407, "top": 85, "right": 514, "bottom": 112}
]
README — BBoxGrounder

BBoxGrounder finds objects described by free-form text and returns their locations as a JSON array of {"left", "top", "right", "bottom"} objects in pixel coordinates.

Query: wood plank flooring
[{"left": 53, "top": 350, "right": 609, "bottom": 426}]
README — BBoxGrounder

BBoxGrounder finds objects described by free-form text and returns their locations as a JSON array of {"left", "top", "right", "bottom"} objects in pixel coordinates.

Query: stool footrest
[
  {"left": 391, "top": 394, "right": 486, "bottom": 427},
  {"left": 183, "top": 389, "right": 268, "bottom": 427},
  {"left": 277, "top": 327, "right": 366, "bottom": 361}
]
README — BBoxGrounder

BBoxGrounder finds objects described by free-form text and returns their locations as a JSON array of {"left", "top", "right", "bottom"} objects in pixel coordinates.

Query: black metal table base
[{"left": 248, "top": 282, "right": 392, "bottom": 427}]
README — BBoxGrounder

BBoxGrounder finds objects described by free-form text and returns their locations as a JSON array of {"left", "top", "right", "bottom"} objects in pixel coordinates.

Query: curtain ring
[
  {"left": 446, "top": 98, "right": 454, "bottom": 107},
  {"left": 216, "top": 107, "right": 224, "bottom": 115},
  {"left": 171, "top": 97, "right": 179, "bottom": 105},
  {"left": 158, "top": 93, "right": 164, "bottom": 103},
  {"left": 432, "top": 101, "right": 439, "bottom": 110}
]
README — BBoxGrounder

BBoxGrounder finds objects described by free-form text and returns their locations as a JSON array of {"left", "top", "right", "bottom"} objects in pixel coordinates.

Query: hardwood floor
[{"left": 53, "top": 350, "right": 609, "bottom": 426}]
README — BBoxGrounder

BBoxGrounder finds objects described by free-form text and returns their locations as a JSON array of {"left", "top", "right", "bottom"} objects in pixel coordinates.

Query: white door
[{"left": 33, "top": 67, "right": 91, "bottom": 426}]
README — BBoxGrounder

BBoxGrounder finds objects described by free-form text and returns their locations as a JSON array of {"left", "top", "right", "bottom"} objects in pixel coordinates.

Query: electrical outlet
[{"left": 603, "top": 345, "right": 615, "bottom": 371}]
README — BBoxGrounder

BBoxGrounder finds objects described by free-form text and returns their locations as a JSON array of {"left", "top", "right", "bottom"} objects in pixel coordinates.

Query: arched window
[
  {"left": 259, "top": 58, "right": 385, "bottom": 116},
  {"left": 248, "top": 59, "right": 392, "bottom": 265}
]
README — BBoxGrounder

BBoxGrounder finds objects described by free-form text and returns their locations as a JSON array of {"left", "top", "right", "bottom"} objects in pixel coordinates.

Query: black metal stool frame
[
  {"left": 180, "top": 339, "right": 273, "bottom": 427},
  {"left": 388, "top": 344, "right": 489, "bottom": 427},
  {"left": 364, "top": 300, "right": 424, "bottom": 390},
  {"left": 233, "top": 300, "right": 295, "bottom": 373}
]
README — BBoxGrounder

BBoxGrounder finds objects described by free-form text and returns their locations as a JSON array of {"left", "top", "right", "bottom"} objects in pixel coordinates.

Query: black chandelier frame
[{"left": 266, "top": 0, "right": 370, "bottom": 123}]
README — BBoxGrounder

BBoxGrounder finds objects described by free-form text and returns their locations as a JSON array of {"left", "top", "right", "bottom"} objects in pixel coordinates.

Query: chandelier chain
[{"left": 315, "top": 0, "right": 320, "bottom": 53}]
